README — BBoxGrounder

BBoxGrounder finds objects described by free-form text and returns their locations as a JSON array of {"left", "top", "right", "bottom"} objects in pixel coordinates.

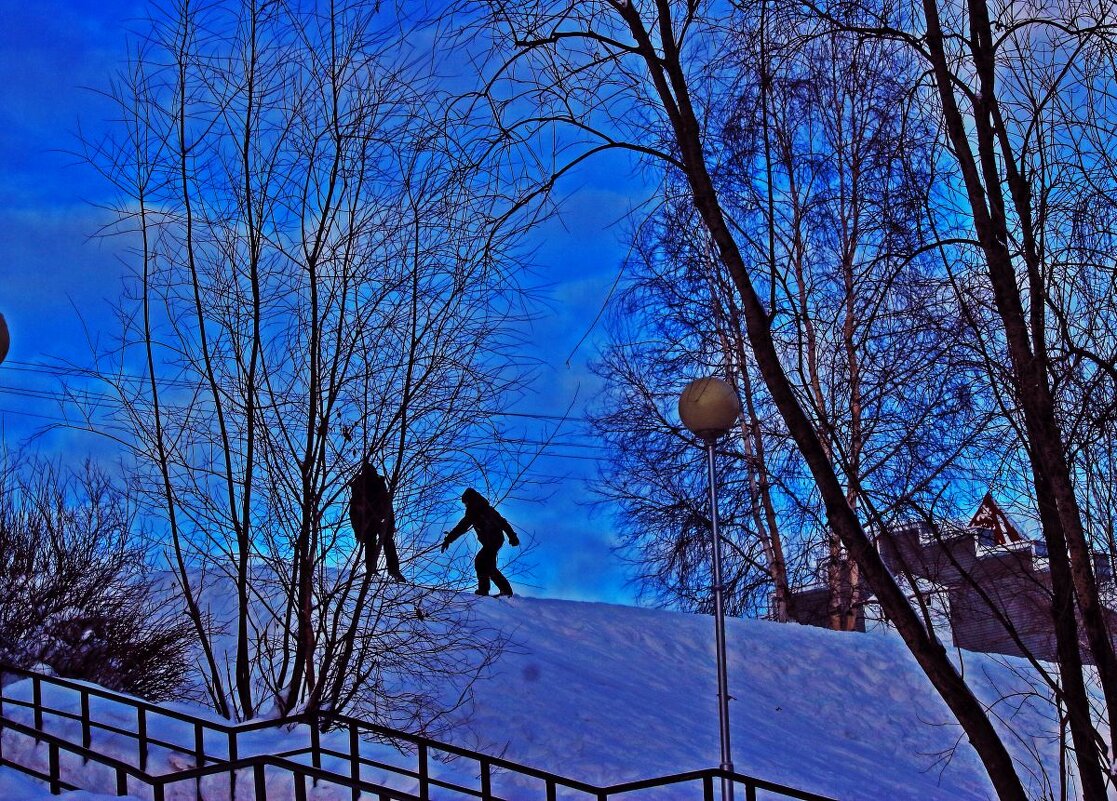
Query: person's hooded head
[
  {"left": 461, "top": 487, "right": 488, "bottom": 510},
  {"left": 352, "top": 456, "right": 386, "bottom": 492}
]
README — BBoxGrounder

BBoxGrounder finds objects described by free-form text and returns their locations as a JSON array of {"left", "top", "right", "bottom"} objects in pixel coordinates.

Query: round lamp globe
[{"left": 678, "top": 376, "right": 740, "bottom": 440}]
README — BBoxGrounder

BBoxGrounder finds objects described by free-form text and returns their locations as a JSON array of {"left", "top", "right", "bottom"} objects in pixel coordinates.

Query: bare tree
[
  {"left": 590, "top": 16, "right": 978, "bottom": 633},
  {"left": 590, "top": 202, "right": 799, "bottom": 617},
  {"left": 82, "top": 0, "right": 531, "bottom": 724},
  {"left": 791, "top": 0, "right": 1117, "bottom": 795},
  {"left": 0, "top": 453, "right": 194, "bottom": 701}
]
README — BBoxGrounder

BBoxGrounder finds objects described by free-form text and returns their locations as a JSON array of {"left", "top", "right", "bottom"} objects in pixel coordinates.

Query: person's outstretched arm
[{"left": 442, "top": 514, "right": 472, "bottom": 550}]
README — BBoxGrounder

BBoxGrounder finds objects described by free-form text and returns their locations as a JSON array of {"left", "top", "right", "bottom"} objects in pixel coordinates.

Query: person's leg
[
  {"left": 474, "top": 548, "right": 495, "bottom": 595},
  {"left": 482, "top": 544, "right": 513, "bottom": 596},
  {"left": 369, "top": 522, "right": 384, "bottom": 574},
  {"left": 352, "top": 508, "right": 375, "bottom": 572},
  {"left": 382, "top": 525, "right": 403, "bottom": 580},
  {"left": 489, "top": 564, "right": 513, "bottom": 597},
  {"left": 363, "top": 530, "right": 376, "bottom": 574}
]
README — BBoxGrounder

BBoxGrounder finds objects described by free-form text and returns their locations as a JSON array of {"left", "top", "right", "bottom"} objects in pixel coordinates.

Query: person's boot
[
  {"left": 473, "top": 588, "right": 491, "bottom": 596},
  {"left": 389, "top": 570, "right": 406, "bottom": 583},
  {"left": 494, "top": 589, "right": 514, "bottom": 598}
]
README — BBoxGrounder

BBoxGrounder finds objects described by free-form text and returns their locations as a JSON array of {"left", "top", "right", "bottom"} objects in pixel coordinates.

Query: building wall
[{"left": 794, "top": 522, "right": 1114, "bottom": 664}]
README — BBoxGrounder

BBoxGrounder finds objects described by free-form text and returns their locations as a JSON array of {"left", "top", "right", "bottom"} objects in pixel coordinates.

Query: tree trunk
[{"left": 920, "top": 0, "right": 1116, "bottom": 783}]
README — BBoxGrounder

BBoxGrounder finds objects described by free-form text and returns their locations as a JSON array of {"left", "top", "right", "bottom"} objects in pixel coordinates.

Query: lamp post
[{"left": 679, "top": 376, "right": 741, "bottom": 801}]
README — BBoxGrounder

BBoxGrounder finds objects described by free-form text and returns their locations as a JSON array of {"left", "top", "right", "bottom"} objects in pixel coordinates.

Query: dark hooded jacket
[
  {"left": 444, "top": 488, "right": 518, "bottom": 549},
  {"left": 349, "top": 461, "right": 394, "bottom": 543}
]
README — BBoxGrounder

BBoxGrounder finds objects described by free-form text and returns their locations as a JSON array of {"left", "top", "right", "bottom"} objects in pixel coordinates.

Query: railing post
[
  {"left": 745, "top": 782, "right": 756, "bottom": 801},
  {"left": 32, "top": 674, "right": 43, "bottom": 736},
  {"left": 227, "top": 729, "right": 238, "bottom": 801},
  {"left": 116, "top": 766, "right": 127, "bottom": 796},
  {"left": 80, "top": 692, "right": 91, "bottom": 759},
  {"left": 350, "top": 721, "right": 360, "bottom": 801},
  {"left": 48, "top": 741, "right": 60, "bottom": 794},
  {"left": 546, "top": 779, "right": 557, "bottom": 801},
  {"left": 294, "top": 769, "right": 308, "bottom": 801},
  {"left": 310, "top": 720, "right": 321, "bottom": 773},
  {"left": 253, "top": 762, "right": 267, "bottom": 801},
  {"left": 418, "top": 742, "right": 429, "bottom": 800},
  {"left": 703, "top": 775, "right": 715, "bottom": 801},
  {"left": 192, "top": 721, "right": 205, "bottom": 801},
  {"left": 480, "top": 759, "right": 491, "bottom": 800},
  {"left": 194, "top": 721, "right": 205, "bottom": 765},
  {"left": 137, "top": 707, "right": 148, "bottom": 772}
]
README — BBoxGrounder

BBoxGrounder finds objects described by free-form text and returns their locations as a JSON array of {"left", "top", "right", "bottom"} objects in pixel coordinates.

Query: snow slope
[
  {"left": 436, "top": 596, "right": 1066, "bottom": 801},
  {"left": 2, "top": 594, "right": 1077, "bottom": 801}
]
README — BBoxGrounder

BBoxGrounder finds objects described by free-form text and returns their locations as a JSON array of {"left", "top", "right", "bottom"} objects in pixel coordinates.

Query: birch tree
[
  {"left": 590, "top": 17, "right": 971, "bottom": 632},
  {"left": 799, "top": 0, "right": 1117, "bottom": 795}
]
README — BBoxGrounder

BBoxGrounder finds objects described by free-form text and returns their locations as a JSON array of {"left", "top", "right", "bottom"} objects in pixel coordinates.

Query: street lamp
[{"left": 679, "top": 376, "right": 741, "bottom": 801}]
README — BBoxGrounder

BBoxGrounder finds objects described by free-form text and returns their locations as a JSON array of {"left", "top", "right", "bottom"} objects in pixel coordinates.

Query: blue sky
[{"left": 0, "top": 0, "right": 654, "bottom": 604}]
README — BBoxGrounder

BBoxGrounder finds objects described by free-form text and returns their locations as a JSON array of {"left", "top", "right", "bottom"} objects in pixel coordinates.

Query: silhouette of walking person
[
  {"left": 441, "top": 488, "right": 519, "bottom": 597},
  {"left": 349, "top": 458, "right": 404, "bottom": 581}
]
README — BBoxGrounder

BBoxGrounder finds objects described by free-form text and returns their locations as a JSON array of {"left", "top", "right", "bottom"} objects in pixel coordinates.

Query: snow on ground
[
  {"left": 2, "top": 594, "right": 1077, "bottom": 800},
  {"left": 435, "top": 596, "right": 1066, "bottom": 801}
]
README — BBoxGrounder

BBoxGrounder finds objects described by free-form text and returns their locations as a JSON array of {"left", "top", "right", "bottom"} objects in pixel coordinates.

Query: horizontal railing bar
[
  {"left": 0, "top": 695, "right": 204, "bottom": 763},
  {"left": 308, "top": 745, "right": 425, "bottom": 782},
  {"left": 0, "top": 715, "right": 163, "bottom": 780},
  {"left": 296, "top": 742, "right": 579, "bottom": 801},
  {"left": 0, "top": 662, "right": 293, "bottom": 735},
  {"left": 601, "top": 767, "right": 837, "bottom": 801},
  {"left": 0, "top": 664, "right": 208, "bottom": 725},
  {"left": 601, "top": 768, "right": 716, "bottom": 793},
  {"left": 0, "top": 755, "right": 82, "bottom": 793},
  {"left": 732, "top": 775, "right": 837, "bottom": 801},
  {"left": 289, "top": 744, "right": 516, "bottom": 801},
  {"left": 402, "top": 769, "right": 487, "bottom": 800},
  {"left": 155, "top": 753, "right": 425, "bottom": 799},
  {"left": 321, "top": 711, "right": 606, "bottom": 794}
]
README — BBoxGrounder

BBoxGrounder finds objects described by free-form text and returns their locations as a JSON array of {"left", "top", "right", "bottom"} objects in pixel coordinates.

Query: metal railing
[{"left": 0, "top": 663, "right": 838, "bottom": 801}]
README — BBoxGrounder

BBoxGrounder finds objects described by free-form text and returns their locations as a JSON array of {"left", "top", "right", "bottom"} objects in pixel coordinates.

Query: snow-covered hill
[
  {"left": 2, "top": 594, "right": 1074, "bottom": 801},
  {"left": 436, "top": 596, "right": 1064, "bottom": 801}
]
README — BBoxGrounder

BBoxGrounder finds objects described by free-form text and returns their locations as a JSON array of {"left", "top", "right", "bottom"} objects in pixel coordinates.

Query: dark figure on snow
[
  {"left": 349, "top": 458, "right": 404, "bottom": 581},
  {"left": 441, "top": 488, "right": 519, "bottom": 597}
]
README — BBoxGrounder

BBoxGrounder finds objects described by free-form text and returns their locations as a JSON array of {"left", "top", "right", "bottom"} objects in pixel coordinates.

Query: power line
[
  {"left": 0, "top": 407, "right": 616, "bottom": 463},
  {"left": 0, "top": 406, "right": 73, "bottom": 423},
  {"left": 3, "top": 360, "right": 599, "bottom": 423},
  {"left": 0, "top": 361, "right": 622, "bottom": 465}
]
